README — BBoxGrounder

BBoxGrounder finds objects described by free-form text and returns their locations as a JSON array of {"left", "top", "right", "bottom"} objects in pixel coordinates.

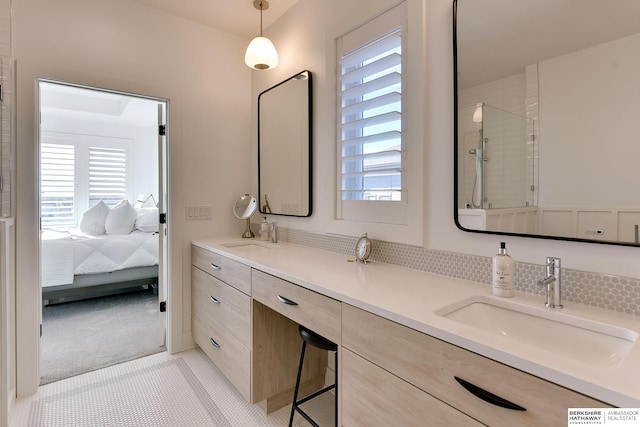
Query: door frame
[
  {"left": 38, "top": 79, "right": 169, "bottom": 350},
  {"left": 15, "top": 62, "right": 184, "bottom": 397}
]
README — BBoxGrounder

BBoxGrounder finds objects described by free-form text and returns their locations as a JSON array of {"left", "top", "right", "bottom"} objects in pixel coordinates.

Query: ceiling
[
  {"left": 40, "top": 82, "right": 161, "bottom": 127},
  {"left": 131, "top": 0, "right": 299, "bottom": 38}
]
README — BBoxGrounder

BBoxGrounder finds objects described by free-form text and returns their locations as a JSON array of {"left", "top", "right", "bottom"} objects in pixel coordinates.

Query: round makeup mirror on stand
[{"left": 233, "top": 194, "right": 257, "bottom": 238}]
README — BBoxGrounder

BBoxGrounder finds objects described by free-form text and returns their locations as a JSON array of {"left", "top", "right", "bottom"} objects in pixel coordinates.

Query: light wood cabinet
[
  {"left": 342, "top": 303, "right": 611, "bottom": 427},
  {"left": 192, "top": 312, "right": 251, "bottom": 399},
  {"left": 252, "top": 269, "right": 340, "bottom": 413},
  {"left": 191, "top": 266, "right": 251, "bottom": 348},
  {"left": 189, "top": 243, "right": 618, "bottom": 426},
  {"left": 342, "top": 348, "right": 484, "bottom": 427},
  {"left": 191, "top": 245, "right": 251, "bottom": 295},
  {"left": 191, "top": 248, "right": 252, "bottom": 401},
  {"left": 252, "top": 269, "right": 341, "bottom": 344}
]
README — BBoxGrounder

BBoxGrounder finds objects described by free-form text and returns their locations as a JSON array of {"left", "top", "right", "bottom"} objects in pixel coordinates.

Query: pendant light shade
[
  {"left": 245, "top": 36, "right": 278, "bottom": 70},
  {"left": 245, "top": 0, "right": 279, "bottom": 70}
]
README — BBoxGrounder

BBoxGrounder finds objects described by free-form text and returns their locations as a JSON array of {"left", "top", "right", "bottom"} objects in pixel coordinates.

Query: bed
[
  {"left": 41, "top": 199, "right": 162, "bottom": 304},
  {"left": 41, "top": 228, "right": 159, "bottom": 303}
]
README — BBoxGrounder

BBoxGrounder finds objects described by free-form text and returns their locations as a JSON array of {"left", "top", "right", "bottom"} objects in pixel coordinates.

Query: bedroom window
[
  {"left": 336, "top": 2, "right": 407, "bottom": 224},
  {"left": 89, "top": 146, "right": 128, "bottom": 207},
  {"left": 41, "top": 142, "right": 76, "bottom": 229},
  {"left": 40, "top": 132, "right": 131, "bottom": 229}
]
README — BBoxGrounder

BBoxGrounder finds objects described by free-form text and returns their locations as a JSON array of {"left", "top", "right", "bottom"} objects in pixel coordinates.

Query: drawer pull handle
[
  {"left": 210, "top": 296, "right": 220, "bottom": 304},
  {"left": 454, "top": 377, "right": 526, "bottom": 411},
  {"left": 277, "top": 294, "right": 298, "bottom": 306},
  {"left": 210, "top": 338, "right": 221, "bottom": 348},
  {"left": 210, "top": 263, "right": 222, "bottom": 270}
]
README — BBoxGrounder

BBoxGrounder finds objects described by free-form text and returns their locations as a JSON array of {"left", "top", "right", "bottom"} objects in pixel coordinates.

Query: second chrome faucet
[{"left": 537, "top": 257, "right": 563, "bottom": 309}]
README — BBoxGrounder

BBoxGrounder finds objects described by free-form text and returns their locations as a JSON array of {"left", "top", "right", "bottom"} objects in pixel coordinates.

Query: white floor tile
[{"left": 10, "top": 348, "right": 335, "bottom": 427}]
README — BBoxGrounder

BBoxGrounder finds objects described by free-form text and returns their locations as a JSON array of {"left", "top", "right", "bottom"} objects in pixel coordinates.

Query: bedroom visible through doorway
[{"left": 38, "top": 81, "right": 168, "bottom": 384}]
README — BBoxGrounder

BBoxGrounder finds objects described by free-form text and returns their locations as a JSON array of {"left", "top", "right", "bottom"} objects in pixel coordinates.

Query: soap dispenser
[
  {"left": 492, "top": 242, "right": 514, "bottom": 297},
  {"left": 260, "top": 217, "right": 271, "bottom": 241}
]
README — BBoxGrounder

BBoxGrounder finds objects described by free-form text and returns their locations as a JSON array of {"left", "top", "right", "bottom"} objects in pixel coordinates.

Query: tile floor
[{"left": 10, "top": 348, "right": 334, "bottom": 427}]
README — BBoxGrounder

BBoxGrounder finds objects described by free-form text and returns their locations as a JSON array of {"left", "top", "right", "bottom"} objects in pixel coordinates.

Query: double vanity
[{"left": 191, "top": 238, "right": 639, "bottom": 426}]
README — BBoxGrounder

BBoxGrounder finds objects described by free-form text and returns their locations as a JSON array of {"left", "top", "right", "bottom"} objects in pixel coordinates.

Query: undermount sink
[{"left": 435, "top": 296, "right": 637, "bottom": 368}]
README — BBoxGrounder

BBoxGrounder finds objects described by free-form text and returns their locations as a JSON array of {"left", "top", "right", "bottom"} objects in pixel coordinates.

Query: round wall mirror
[{"left": 233, "top": 194, "right": 257, "bottom": 238}]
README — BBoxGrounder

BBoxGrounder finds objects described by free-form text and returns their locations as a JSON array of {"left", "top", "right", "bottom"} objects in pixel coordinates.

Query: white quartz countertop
[{"left": 192, "top": 238, "right": 640, "bottom": 407}]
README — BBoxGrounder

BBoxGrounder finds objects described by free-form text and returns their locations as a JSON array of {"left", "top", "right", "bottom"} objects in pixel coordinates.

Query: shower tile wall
[
  {"left": 0, "top": 0, "right": 10, "bottom": 217},
  {"left": 458, "top": 71, "right": 538, "bottom": 210}
]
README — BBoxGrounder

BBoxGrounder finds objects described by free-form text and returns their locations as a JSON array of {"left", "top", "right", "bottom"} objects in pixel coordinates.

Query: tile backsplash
[{"left": 257, "top": 224, "right": 640, "bottom": 316}]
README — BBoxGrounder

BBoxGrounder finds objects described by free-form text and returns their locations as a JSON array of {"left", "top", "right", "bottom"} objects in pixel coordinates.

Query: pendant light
[{"left": 245, "top": 0, "right": 279, "bottom": 70}]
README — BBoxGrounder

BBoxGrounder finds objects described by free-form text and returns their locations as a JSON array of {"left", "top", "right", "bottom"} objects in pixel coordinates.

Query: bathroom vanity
[{"left": 190, "top": 239, "right": 639, "bottom": 426}]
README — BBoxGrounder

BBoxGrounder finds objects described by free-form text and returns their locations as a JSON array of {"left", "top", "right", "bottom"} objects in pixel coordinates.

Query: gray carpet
[{"left": 41, "top": 289, "right": 165, "bottom": 385}]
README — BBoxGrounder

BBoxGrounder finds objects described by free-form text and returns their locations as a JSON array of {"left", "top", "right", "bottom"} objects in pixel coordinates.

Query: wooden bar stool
[{"left": 288, "top": 325, "right": 338, "bottom": 427}]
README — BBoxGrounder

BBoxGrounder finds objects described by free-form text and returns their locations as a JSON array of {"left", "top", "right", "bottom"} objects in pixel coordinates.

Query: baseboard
[
  {"left": 6, "top": 387, "right": 15, "bottom": 427},
  {"left": 177, "top": 332, "right": 196, "bottom": 354}
]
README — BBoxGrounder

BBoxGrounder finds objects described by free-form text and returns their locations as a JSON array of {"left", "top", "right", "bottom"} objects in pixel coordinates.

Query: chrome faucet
[{"left": 536, "top": 257, "right": 563, "bottom": 309}]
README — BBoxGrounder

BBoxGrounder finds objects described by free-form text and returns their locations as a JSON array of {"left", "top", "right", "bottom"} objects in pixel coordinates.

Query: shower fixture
[{"left": 473, "top": 102, "right": 484, "bottom": 123}]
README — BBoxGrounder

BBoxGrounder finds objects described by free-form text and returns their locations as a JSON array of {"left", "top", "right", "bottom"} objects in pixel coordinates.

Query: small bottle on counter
[
  {"left": 260, "top": 217, "right": 271, "bottom": 241},
  {"left": 492, "top": 242, "right": 514, "bottom": 297}
]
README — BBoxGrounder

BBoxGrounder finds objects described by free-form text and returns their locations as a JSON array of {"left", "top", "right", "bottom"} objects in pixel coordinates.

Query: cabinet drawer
[
  {"left": 252, "top": 269, "right": 341, "bottom": 344},
  {"left": 191, "top": 245, "right": 251, "bottom": 295},
  {"left": 192, "top": 317, "right": 251, "bottom": 401},
  {"left": 191, "top": 266, "right": 251, "bottom": 348},
  {"left": 342, "top": 349, "right": 484, "bottom": 427},
  {"left": 342, "top": 304, "right": 611, "bottom": 427}
]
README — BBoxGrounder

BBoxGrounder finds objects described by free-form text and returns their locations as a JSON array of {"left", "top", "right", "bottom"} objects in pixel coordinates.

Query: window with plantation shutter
[
  {"left": 337, "top": 3, "right": 407, "bottom": 224},
  {"left": 40, "top": 131, "right": 132, "bottom": 229},
  {"left": 89, "top": 146, "right": 127, "bottom": 207},
  {"left": 40, "top": 142, "right": 76, "bottom": 229}
]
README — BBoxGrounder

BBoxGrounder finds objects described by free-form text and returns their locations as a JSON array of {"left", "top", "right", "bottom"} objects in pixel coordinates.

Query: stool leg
[
  {"left": 289, "top": 341, "right": 307, "bottom": 427},
  {"left": 334, "top": 350, "right": 338, "bottom": 427}
]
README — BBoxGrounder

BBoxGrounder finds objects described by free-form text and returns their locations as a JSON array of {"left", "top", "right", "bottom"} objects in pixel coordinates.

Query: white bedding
[{"left": 41, "top": 229, "right": 159, "bottom": 288}]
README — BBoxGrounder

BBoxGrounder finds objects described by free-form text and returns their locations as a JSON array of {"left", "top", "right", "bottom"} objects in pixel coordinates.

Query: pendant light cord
[{"left": 260, "top": 1, "right": 264, "bottom": 37}]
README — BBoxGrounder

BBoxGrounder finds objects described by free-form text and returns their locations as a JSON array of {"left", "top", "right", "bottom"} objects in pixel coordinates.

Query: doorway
[{"left": 38, "top": 81, "right": 168, "bottom": 384}]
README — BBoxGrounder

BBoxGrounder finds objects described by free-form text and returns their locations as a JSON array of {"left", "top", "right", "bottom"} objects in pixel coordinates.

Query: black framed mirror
[
  {"left": 453, "top": 0, "right": 640, "bottom": 246},
  {"left": 258, "top": 70, "right": 312, "bottom": 217}
]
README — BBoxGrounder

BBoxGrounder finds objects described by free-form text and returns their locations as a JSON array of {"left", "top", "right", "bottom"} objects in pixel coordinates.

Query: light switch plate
[{"left": 185, "top": 205, "right": 211, "bottom": 220}]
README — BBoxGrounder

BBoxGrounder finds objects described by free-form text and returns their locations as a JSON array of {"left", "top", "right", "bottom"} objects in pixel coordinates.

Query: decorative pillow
[
  {"left": 79, "top": 201, "right": 110, "bottom": 235},
  {"left": 135, "top": 208, "right": 159, "bottom": 233},
  {"left": 105, "top": 200, "right": 137, "bottom": 235}
]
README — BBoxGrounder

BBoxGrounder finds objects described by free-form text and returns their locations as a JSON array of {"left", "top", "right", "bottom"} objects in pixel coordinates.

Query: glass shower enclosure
[{"left": 458, "top": 104, "right": 536, "bottom": 210}]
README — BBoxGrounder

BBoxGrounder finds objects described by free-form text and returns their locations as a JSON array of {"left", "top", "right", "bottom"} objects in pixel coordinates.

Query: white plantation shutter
[
  {"left": 40, "top": 132, "right": 132, "bottom": 229},
  {"left": 339, "top": 25, "right": 402, "bottom": 202},
  {"left": 89, "top": 146, "right": 127, "bottom": 207},
  {"left": 40, "top": 143, "right": 76, "bottom": 228}
]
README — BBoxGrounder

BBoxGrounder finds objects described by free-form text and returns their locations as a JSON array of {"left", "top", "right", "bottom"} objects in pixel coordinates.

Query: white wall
[
  {"left": 251, "top": 0, "right": 426, "bottom": 245},
  {"left": 538, "top": 32, "right": 640, "bottom": 208},
  {"left": 13, "top": 0, "right": 252, "bottom": 395},
  {"left": 258, "top": 0, "right": 640, "bottom": 279}
]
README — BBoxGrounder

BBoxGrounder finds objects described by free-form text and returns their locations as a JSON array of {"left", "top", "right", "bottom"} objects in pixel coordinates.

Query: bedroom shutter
[
  {"left": 89, "top": 146, "right": 127, "bottom": 207},
  {"left": 40, "top": 143, "right": 76, "bottom": 229}
]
